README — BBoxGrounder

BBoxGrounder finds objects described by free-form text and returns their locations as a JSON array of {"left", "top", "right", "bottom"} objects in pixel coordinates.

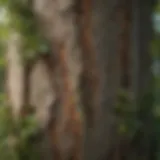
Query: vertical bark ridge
[
  {"left": 79, "top": 0, "right": 101, "bottom": 128},
  {"left": 118, "top": 0, "right": 132, "bottom": 90},
  {"left": 47, "top": 41, "right": 82, "bottom": 160},
  {"left": 113, "top": 1, "right": 132, "bottom": 160}
]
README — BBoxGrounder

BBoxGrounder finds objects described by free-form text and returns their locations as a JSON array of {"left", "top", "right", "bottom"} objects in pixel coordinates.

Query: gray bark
[
  {"left": 129, "top": 0, "right": 155, "bottom": 159},
  {"left": 86, "top": 0, "right": 122, "bottom": 159}
]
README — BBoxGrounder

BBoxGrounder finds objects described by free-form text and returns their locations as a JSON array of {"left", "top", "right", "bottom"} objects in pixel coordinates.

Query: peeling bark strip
[{"left": 79, "top": 0, "right": 101, "bottom": 127}]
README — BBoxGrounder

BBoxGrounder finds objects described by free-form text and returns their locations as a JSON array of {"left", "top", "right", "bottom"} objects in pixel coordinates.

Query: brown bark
[
  {"left": 5, "top": 0, "right": 155, "bottom": 160},
  {"left": 32, "top": 1, "right": 84, "bottom": 160},
  {"left": 79, "top": 0, "right": 101, "bottom": 128}
]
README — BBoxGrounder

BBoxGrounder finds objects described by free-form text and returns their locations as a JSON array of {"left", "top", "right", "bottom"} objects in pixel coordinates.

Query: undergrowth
[{"left": 0, "top": 105, "right": 40, "bottom": 160}]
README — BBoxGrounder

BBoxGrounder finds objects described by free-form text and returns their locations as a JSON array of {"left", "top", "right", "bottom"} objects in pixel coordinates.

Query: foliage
[
  {"left": 0, "top": 1, "right": 48, "bottom": 159},
  {"left": 0, "top": 0, "right": 50, "bottom": 62},
  {"left": 115, "top": 89, "right": 141, "bottom": 139},
  {"left": 0, "top": 104, "right": 40, "bottom": 160}
]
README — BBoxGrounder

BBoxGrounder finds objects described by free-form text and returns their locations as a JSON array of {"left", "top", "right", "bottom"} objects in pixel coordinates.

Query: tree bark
[{"left": 5, "top": 0, "right": 155, "bottom": 160}]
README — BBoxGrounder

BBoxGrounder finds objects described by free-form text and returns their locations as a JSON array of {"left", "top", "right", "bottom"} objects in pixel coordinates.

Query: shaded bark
[
  {"left": 126, "top": 0, "right": 155, "bottom": 160},
  {"left": 86, "top": 0, "right": 122, "bottom": 159}
]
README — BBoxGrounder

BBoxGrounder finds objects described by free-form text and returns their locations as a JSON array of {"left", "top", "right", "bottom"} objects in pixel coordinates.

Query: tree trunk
[
  {"left": 5, "top": 0, "right": 155, "bottom": 160},
  {"left": 129, "top": 0, "right": 155, "bottom": 159}
]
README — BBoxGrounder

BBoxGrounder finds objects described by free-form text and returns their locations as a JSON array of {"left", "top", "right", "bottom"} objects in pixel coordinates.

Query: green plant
[
  {"left": 0, "top": 105, "right": 40, "bottom": 160},
  {"left": 0, "top": 0, "right": 50, "bottom": 63}
]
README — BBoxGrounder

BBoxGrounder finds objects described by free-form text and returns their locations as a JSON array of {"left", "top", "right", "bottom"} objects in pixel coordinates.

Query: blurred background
[{"left": 0, "top": 0, "right": 160, "bottom": 160}]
